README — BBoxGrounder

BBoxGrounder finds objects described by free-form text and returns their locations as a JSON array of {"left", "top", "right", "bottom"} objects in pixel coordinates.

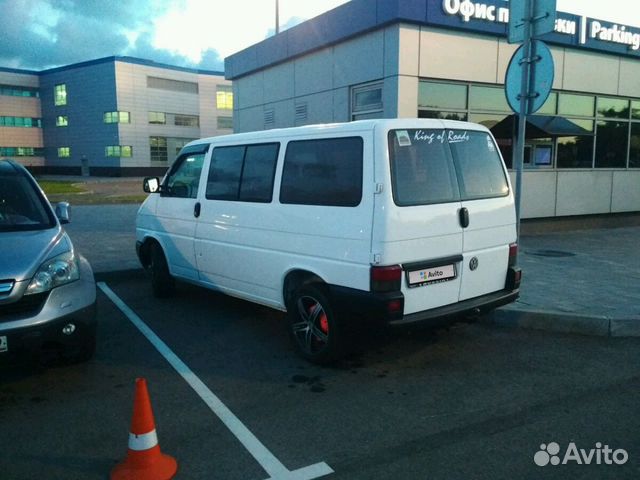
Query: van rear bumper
[
  {"left": 389, "top": 288, "right": 519, "bottom": 327},
  {"left": 328, "top": 284, "right": 518, "bottom": 328}
]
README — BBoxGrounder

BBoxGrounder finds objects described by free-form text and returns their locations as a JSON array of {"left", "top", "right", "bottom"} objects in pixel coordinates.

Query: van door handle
[
  {"left": 194, "top": 202, "right": 201, "bottom": 218},
  {"left": 459, "top": 207, "right": 469, "bottom": 228}
]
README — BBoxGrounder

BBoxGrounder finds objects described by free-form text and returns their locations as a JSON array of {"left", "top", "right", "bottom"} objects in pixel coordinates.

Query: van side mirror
[
  {"left": 55, "top": 202, "right": 70, "bottom": 224},
  {"left": 143, "top": 177, "right": 160, "bottom": 193}
]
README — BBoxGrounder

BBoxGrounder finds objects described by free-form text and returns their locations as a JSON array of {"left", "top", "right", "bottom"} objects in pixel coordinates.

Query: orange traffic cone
[{"left": 111, "top": 378, "right": 178, "bottom": 480}]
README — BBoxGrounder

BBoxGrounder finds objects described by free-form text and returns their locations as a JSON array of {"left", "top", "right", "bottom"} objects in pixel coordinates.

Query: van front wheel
[
  {"left": 288, "top": 284, "right": 344, "bottom": 364},
  {"left": 149, "top": 243, "right": 175, "bottom": 298}
]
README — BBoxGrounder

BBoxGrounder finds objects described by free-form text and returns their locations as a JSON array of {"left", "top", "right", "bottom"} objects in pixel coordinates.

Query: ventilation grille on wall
[
  {"left": 264, "top": 108, "right": 275, "bottom": 128},
  {"left": 294, "top": 102, "right": 308, "bottom": 124}
]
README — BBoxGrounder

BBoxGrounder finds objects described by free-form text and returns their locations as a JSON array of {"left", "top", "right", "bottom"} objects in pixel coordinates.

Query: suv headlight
[{"left": 26, "top": 251, "right": 80, "bottom": 295}]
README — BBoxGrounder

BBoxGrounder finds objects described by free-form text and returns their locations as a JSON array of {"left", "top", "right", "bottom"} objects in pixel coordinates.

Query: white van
[{"left": 136, "top": 119, "right": 521, "bottom": 363}]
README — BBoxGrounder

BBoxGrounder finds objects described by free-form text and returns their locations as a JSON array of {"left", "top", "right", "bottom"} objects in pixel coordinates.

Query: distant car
[{"left": 0, "top": 159, "right": 96, "bottom": 363}]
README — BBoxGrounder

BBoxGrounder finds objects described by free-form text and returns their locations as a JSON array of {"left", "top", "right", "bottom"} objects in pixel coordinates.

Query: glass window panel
[
  {"left": 536, "top": 92, "right": 557, "bottom": 115},
  {"left": 565, "top": 118, "right": 594, "bottom": 132},
  {"left": 206, "top": 146, "right": 245, "bottom": 200},
  {"left": 119, "top": 112, "right": 130, "bottom": 123},
  {"left": 418, "top": 110, "right": 467, "bottom": 121},
  {"left": 56, "top": 115, "right": 68, "bottom": 127},
  {"left": 557, "top": 136, "right": 594, "bottom": 168},
  {"left": 558, "top": 93, "right": 594, "bottom": 117},
  {"left": 449, "top": 131, "right": 510, "bottom": 199},
  {"left": 630, "top": 123, "right": 640, "bottom": 168},
  {"left": 595, "top": 120, "right": 628, "bottom": 168},
  {"left": 632, "top": 101, "right": 640, "bottom": 120},
  {"left": 166, "top": 153, "right": 205, "bottom": 198},
  {"left": 418, "top": 81, "right": 467, "bottom": 110},
  {"left": 149, "top": 112, "right": 166, "bottom": 124},
  {"left": 469, "top": 86, "right": 509, "bottom": 112},
  {"left": 597, "top": 97, "right": 630, "bottom": 119},
  {"left": 468, "top": 112, "right": 509, "bottom": 130},
  {"left": 121, "top": 146, "right": 132, "bottom": 157},
  {"left": 353, "top": 86, "right": 383, "bottom": 112},
  {"left": 54, "top": 84, "right": 67, "bottom": 106},
  {"left": 239, "top": 143, "right": 280, "bottom": 203},
  {"left": 388, "top": 130, "right": 460, "bottom": 206},
  {"left": 280, "top": 137, "right": 363, "bottom": 207},
  {"left": 217, "top": 116, "right": 233, "bottom": 129}
]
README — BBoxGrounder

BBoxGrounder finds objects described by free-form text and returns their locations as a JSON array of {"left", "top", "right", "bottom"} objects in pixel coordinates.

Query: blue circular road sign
[{"left": 505, "top": 40, "right": 554, "bottom": 115}]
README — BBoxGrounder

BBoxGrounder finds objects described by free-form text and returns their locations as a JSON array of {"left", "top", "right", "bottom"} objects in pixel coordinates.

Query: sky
[{"left": 0, "top": 0, "right": 638, "bottom": 73}]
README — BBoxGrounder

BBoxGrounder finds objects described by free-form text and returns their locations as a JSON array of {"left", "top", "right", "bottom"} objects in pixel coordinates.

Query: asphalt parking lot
[{"left": 2, "top": 268, "right": 639, "bottom": 479}]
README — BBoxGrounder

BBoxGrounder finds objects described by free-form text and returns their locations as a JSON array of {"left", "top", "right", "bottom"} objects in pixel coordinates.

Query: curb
[{"left": 485, "top": 305, "right": 640, "bottom": 338}]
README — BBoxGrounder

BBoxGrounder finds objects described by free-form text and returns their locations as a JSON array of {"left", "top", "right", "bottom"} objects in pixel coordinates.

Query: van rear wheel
[
  {"left": 288, "top": 284, "right": 344, "bottom": 364},
  {"left": 149, "top": 243, "right": 175, "bottom": 298}
]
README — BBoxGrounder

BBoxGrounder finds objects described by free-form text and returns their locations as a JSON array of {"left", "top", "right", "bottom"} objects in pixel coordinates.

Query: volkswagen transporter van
[{"left": 136, "top": 119, "right": 521, "bottom": 363}]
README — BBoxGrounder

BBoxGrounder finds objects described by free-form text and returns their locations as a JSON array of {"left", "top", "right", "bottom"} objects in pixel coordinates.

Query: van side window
[
  {"left": 206, "top": 143, "right": 279, "bottom": 202},
  {"left": 164, "top": 152, "right": 205, "bottom": 199},
  {"left": 279, "top": 137, "right": 363, "bottom": 207}
]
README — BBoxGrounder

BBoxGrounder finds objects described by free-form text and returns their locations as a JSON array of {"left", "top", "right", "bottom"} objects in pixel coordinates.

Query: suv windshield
[
  {"left": 0, "top": 170, "right": 55, "bottom": 232},
  {"left": 388, "top": 129, "right": 509, "bottom": 206}
]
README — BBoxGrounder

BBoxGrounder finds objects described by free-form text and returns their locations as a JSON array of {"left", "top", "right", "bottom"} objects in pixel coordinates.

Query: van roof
[{"left": 188, "top": 119, "right": 491, "bottom": 148}]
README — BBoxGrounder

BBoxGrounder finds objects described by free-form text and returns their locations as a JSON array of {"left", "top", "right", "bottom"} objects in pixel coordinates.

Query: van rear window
[{"left": 388, "top": 129, "right": 508, "bottom": 206}]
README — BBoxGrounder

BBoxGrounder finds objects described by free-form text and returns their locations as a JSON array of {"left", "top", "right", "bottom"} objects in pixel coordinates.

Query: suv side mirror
[
  {"left": 55, "top": 201, "right": 70, "bottom": 224},
  {"left": 143, "top": 177, "right": 160, "bottom": 193}
]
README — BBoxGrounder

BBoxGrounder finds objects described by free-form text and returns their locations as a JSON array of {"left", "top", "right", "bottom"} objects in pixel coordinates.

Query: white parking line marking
[{"left": 98, "top": 282, "right": 333, "bottom": 480}]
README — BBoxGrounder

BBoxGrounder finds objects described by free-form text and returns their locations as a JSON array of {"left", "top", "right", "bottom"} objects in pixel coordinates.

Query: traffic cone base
[
  {"left": 111, "top": 449, "right": 178, "bottom": 480},
  {"left": 111, "top": 378, "right": 178, "bottom": 480}
]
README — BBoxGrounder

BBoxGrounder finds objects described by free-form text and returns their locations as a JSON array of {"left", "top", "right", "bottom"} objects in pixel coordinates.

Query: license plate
[
  {"left": 0, "top": 336, "right": 7, "bottom": 353},
  {"left": 408, "top": 264, "right": 456, "bottom": 287}
]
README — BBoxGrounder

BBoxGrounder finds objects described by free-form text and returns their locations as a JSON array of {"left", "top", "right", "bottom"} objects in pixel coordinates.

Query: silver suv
[{"left": 0, "top": 160, "right": 96, "bottom": 363}]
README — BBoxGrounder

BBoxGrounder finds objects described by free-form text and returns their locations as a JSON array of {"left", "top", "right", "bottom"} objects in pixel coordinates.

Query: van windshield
[{"left": 388, "top": 129, "right": 509, "bottom": 206}]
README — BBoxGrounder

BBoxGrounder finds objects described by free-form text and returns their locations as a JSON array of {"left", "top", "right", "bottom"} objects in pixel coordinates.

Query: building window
[
  {"left": 150, "top": 137, "right": 168, "bottom": 162},
  {"left": 629, "top": 123, "right": 640, "bottom": 168},
  {"left": 149, "top": 111, "right": 166, "bottom": 124},
  {"left": 280, "top": 137, "right": 363, "bottom": 207},
  {"left": 418, "top": 81, "right": 467, "bottom": 111},
  {"left": 216, "top": 86, "right": 233, "bottom": 110},
  {"left": 469, "top": 85, "right": 509, "bottom": 112},
  {"left": 174, "top": 114, "right": 199, "bottom": 127},
  {"left": 0, "top": 147, "right": 44, "bottom": 157},
  {"left": 351, "top": 82, "right": 383, "bottom": 120},
  {"left": 56, "top": 115, "right": 68, "bottom": 127},
  {"left": 558, "top": 93, "right": 594, "bottom": 117},
  {"left": 0, "top": 84, "right": 39, "bottom": 98},
  {"left": 217, "top": 116, "right": 233, "bottom": 130},
  {"left": 54, "top": 84, "right": 67, "bottom": 106},
  {"left": 147, "top": 76, "right": 198, "bottom": 94},
  {"left": 104, "top": 111, "right": 130, "bottom": 123},
  {"left": 595, "top": 121, "right": 628, "bottom": 168},
  {"left": 106, "top": 145, "right": 133, "bottom": 157},
  {"left": 0, "top": 116, "right": 42, "bottom": 128},
  {"left": 58, "top": 147, "right": 71, "bottom": 158}
]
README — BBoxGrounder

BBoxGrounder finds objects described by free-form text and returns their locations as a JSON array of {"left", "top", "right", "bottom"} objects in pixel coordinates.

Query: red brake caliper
[{"left": 308, "top": 304, "right": 329, "bottom": 334}]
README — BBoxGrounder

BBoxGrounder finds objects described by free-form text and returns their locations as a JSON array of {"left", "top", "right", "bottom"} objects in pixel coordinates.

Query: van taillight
[
  {"left": 371, "top": 265, "right": 402, "bottom": 293},
  {"left": 508, "top": 243, "right": 518, "bottom": 267}
]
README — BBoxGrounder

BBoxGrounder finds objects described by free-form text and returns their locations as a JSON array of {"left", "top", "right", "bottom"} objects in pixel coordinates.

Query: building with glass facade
[
  {"left": 0, "top": 56, "right": 233, "bottom": 175},
  {"left": 225, "top": 0, "right": 640, "bottom": 218}
]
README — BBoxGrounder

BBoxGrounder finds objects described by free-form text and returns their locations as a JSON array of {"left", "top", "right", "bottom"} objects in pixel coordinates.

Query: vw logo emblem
[{"left": 469, "top": 257, "right": 479, "bottom": 271}]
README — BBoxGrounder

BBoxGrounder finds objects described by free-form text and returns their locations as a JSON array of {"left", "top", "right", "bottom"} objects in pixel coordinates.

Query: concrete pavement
[{"left": 490, "top": 223, "right": 640, "bottom": 337}]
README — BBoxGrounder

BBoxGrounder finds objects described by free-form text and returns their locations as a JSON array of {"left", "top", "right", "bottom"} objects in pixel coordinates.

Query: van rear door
[
  {"left": 382, "top": 128, "right": 464, "bottom": 314},
  {"left": 446, "top": 128, "right": 516, "bottom": 301}
]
